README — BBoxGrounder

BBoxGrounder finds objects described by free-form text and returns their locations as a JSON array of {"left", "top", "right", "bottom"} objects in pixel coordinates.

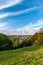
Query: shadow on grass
[{"left": 16, "top": 45, "right": 42, "bottom": 52}]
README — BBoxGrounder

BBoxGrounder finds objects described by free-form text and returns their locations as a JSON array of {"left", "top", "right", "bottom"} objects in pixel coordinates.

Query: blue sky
[{"left": 0, "top": 0, "right": 43, "bottom": 30}]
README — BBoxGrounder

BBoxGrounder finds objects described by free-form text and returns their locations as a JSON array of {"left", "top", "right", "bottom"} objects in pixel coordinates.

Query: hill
[
  {"left": 28, "top": 29, "right": 43, "bottom": 46},
  {"left": 0, "top": 46, "right": 43, "bottom": 65}
]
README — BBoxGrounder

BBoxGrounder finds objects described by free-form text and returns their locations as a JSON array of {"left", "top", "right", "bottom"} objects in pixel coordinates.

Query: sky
[{"left": 0, "top": 0, "right": 43, "bottom": 30}]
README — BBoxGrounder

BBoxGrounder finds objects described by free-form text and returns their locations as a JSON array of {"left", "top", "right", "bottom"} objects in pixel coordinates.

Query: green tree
[{"left": 0, "top": 33, "right": 13, "bottom": 51}]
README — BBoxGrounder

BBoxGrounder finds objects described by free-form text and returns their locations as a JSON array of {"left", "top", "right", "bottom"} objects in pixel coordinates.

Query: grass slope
[{"left": 0, "top": 46, "right": 43, "bottom": 65}]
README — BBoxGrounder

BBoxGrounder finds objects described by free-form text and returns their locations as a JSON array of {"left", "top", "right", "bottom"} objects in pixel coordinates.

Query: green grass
[{"left": 0, "top": 46, "right": 43, "bottom": 65}]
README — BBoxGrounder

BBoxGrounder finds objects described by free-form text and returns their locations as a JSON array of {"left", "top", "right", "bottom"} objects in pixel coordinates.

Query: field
[{"left": 0, "top": 46, "right": 43, "bottom": 65}]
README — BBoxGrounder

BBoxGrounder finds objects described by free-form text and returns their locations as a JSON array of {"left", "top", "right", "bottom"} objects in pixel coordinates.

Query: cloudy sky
[{"left": 0, "top": 0, "right": 43, "bottom": 30}]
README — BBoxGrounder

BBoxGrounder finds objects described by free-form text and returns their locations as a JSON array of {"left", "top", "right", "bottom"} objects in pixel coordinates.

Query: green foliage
[
  {"left": 0, "top": 33, "right": 13, "bottom": 50},
  {"left": 20, "top": 40, "right": 32, "bottom": 48},
  {"left": 11, "top": 38, "right": 21, "bottom": 49},
  {"left": 28, "top": 32, "right": 43, "bottom": 46},
  {"left": 34, "top": 40, "right": 39, "bottom": 46}
]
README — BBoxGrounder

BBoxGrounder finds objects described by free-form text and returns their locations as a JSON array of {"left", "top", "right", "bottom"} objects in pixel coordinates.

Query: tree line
[{"left": 0, "top": 29, "right": 43, "bottom": 51}]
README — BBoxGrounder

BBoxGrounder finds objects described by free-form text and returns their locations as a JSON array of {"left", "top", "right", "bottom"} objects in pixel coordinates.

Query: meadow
[{"left": 0, "top": 46, "right": 43, "bottom": 65}]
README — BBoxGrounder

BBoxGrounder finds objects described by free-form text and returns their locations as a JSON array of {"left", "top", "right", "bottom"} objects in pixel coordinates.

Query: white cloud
[
  {"left": 0, "top": 5, "right": 43, "bottom": 19},
  {"left": 32, "top": 20, "right": 43, "bottom": 27},
  {"left": 4, "top": 5, "right": 42, "bottom": 16},
  {"left": 0, "top": 0, "right": 23, "bottom": 10},
  {"left": 0, "top": 20, "right": 43, "bottom": 35},
  {"left": 0, "top": 13, "right": 9, "bottom": 19},
  {"left": 0, "top": 6, "right": 40, "bottom": 19},
  {"left": 25, "top": 20, "right": 43, "bottom": 30},
  {"left": 13, "top": 20, "right": 43, "bottom": 33},
  {"left": 0, "top": 22, "right": 9, "bottom": 30},
  {"left": 0, "top": 22, "right": 6, "bottom": 27},
  {"left": 0, "top": 19, "right": 43, "bottom": 30},
  {"left": 10, "top": 7, "right": 38, "bottom": 15},
  {"left": 10, "top": 5, "right": 43, "bottom": 16}
]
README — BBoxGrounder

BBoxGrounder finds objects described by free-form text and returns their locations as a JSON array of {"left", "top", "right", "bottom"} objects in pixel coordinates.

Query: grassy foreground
[{"left": 0, "top": 46, "right": 43, "bottom": 65}]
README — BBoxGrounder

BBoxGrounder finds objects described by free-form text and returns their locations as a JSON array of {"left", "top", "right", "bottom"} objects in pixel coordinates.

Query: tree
[{"left": 0, "top": 33, "right": 13, "bottom": 51}]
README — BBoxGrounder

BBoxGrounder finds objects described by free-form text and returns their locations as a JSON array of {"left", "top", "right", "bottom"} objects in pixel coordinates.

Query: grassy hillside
[{"left": 0, "top": 46, "right": 43, "bottom": 65}]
